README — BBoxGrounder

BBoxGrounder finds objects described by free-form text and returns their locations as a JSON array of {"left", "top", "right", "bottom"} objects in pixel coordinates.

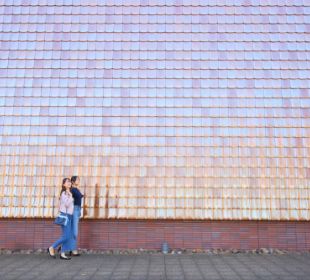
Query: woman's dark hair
[
  {"left": 60, "top": 178, "right": 70, "bottom": 196},
  {"left": 71, "top": 176, "right": 79, "bottom": 185}
]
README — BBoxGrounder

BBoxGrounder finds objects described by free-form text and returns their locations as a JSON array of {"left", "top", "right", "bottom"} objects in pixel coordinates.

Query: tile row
[
  {"left": 1, "top": 109, "right": 308, "bottom": 118},
  {"left": 1, "top": 24, "right": 309, "bottom": 32},
  {"left": 1, "top": 15, "right": 309, "bottom": 24},
  {"left": 2, "top": 95, "right": 309, "bottom": 101},
  {"left": 2, "top": 43, "right": 310, "bottom": 51},
  {"left": 1, "top": 168, "right": 308, "bottom": 177},
  {"left": 2, "top": 70, "right": 309, "bottom": 80},
  {"left": 1, "top": 0, "right": 309, "bottom": 7},
  {"left": 0, "top": 204, "right": 309, "bottom": 220},
  {"left": 1, "top": 79, "right": 309, "bottom": 89},
  {"left": 1, "top": 33, "right": 309, "bottom": 41},
  {"left": 1, "top": 164, "right": 308, "bottom": 171},
  {"left": 1, "top": 176, "right": 308, "bottom": 185},
  {"left": 2, "top": 63, "right": 309, "bottom": 71},
  {"left": 1, "top": 135, "right": 308, "bottom": 145},
  {"left": 1, "top": 87, "right": 308, "bottom": 96},
  {"left": 5, "top": 99, "right": 309, "bottom": 105},
  {"left": 1, "top": 50, "right": 310, "bottom": 60}
]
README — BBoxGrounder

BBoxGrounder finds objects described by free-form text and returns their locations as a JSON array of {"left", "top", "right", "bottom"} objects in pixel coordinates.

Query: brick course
[{"left": 0, "top": 219, "right": 309, "bottom": 251}]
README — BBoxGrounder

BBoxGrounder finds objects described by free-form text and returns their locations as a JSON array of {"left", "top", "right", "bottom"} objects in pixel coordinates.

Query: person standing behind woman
[
  {"left": 70, "top": 176, "right": 84, "bottom": 256},
  {"left": 48, "top": 178, "right": 74, "bottom": 260}
]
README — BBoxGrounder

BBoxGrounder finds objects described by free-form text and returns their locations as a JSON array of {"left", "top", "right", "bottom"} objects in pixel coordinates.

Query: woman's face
[
  {"left": 64, "top": 179, "right": 71, "bottom": 190},
  {"left": 74, "top": 177, "right": 80, "bottom": 186}
]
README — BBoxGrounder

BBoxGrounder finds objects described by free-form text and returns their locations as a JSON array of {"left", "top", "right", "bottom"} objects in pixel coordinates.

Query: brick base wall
[{"left": 0, "top": 219, "right": 309, "bottom": 251}]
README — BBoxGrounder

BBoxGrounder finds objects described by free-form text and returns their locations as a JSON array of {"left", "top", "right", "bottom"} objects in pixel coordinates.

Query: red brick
[{"left": 0, "top": 219, "right": 309, "bottom": 251}]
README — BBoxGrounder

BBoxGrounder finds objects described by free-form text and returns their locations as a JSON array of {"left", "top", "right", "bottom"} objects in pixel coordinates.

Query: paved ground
[{"left": 0, "top": 253, "right": 309, "bottom": 280}]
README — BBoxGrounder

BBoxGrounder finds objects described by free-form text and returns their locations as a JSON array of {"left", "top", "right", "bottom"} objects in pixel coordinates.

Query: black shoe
[
  {"left": 47, "top": 247, "right": 56, "bottom": 259},
  {"left": 70, "top": 252, "right": 81, "bottom": 257},
  {"left": 69, "top": 251, "right": 81, "bottom": 256},
  {"left": 60, "top": 254, "right": 71, "bottom": 260}
]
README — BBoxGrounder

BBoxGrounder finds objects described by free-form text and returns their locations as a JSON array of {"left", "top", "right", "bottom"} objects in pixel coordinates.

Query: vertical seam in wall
[{"left": 257, "top": 220, "right": 260, "bottom": 249}]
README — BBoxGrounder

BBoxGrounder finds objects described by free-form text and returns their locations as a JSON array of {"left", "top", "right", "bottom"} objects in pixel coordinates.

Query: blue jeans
[
  {"left": 52, "top": 213, "right": 73, "bottom": 253},
  {"left": 71, "top": 205, "right": 81, "bottom": 251}
]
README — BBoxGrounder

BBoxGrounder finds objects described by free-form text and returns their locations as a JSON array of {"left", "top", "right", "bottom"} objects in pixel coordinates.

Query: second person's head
[{"left": 71, "top": 176, "right": 80, "bottom": 187}]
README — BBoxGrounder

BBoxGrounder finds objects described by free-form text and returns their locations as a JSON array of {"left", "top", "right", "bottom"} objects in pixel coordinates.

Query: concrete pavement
[{"left": 0, "top": 252, "right": 309, "bottom": 280}]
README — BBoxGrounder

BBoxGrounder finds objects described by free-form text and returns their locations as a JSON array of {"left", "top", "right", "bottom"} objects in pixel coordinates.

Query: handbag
[{"left": 54, "top": 213, "right": 68, "bottom": 226}]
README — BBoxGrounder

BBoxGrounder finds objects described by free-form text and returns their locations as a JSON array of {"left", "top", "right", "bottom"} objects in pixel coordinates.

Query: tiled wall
[{"left": 0, "top": 1, "right": 309, "bottom": 220}]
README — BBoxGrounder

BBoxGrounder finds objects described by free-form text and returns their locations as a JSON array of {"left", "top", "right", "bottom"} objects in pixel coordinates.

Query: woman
[
  {"left": 70, "top": 176, "right": 84, "bottom": 256},
  {"left": 48, "top": 178, "right": 74, "bottom": 260}
]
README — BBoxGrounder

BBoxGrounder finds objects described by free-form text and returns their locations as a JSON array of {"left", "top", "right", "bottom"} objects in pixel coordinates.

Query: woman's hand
[{"left": 83, "top": 207, "right": 88, "bottom": 217}]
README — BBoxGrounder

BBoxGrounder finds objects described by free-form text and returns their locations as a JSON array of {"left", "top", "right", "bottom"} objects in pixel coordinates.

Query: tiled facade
[{"left": 0, "top": 1, "right": 309, "bottom": 221}]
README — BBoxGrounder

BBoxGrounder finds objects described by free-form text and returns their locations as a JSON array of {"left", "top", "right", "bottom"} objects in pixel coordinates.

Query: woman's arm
[{"left": 60, "top": 191, "right": 73, "bottom": 208}]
